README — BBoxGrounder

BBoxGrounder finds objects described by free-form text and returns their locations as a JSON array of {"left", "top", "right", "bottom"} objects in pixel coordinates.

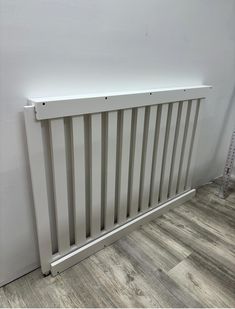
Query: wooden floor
[{"left": 1, "top": 179, "right": 235, "bottom": 308}]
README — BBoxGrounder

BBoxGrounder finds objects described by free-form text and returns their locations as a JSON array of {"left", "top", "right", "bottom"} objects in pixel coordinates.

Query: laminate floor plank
[
  {"left": 114, "top": 238, "right": 188, "bottom": 307},
  {"left": 153, "top": 267, "right": 202, "bottom": 308},
  {"left": 154, "top": 211, "right": 235, "bottom": 274},
  {"left": 60, "top": 260, "right": 119, "bottom": 308},
  {"left": 59, "top": 248, "right": 156, "bottom": 308},
  {"left": 2, "top": 283, "right": 28, "bottom": 308},
  {"left": 86, "top": 246, "right": 162, "bottom": 307},
  {"left": 3, "top": 269, "right": 80, "bottom": 308},
  {"left": 189, "top": 195, "right": 235, "bottom": 227},
  {"left": 127, "top": 229, "right": 182, "bottom": 271},
  {"left": 174, "top": 201, "right": 235, "bottom": 245},
  {"left": 196, "top": 185, "right": 235, "bottom": 212},
  {"left": 141, "top": 222, "right": 192, "bottom": 260},
  {"left": 168, "top": 252, "right": 235, "bottom": 307},
  {"left": 0, "top": 288, "right": 10, "bottom": 308}
]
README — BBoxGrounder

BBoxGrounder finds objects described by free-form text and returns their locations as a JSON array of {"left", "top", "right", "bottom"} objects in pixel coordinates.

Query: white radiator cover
[{"left": 24, "top": 85, "right": 211, "bottom": 276}]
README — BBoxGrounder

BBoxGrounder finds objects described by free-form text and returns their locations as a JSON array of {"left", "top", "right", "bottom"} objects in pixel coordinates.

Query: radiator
[{"left": 24, "top": 85, "right": 211, "bottom": 276}]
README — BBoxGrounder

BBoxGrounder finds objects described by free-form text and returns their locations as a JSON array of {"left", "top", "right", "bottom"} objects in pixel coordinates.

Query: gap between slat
[
  {"left": 167, "top": 102, "right": 183, "bottom": 198},
  {"left": 64, "top": 117, "right": 75, "bottom": 246},
  {"left": 41, "top": 120, "right": 58, "bottom": 255},
  {"left": 101, "top": 112, "right": 107, "bottom": 231},
  {"left": 115, "top": 110, "right": 122, "bottom": 224},
  {"left": 127, "top": 108, "right": 137, "bottom": 218},
  {"left": 84, "top": 114, "right": 91, "bottom": 238},
  {"left": 138, "top": 106, "right": 149, "bottom": 211},
  {"left": 184, "top": 99, "right": 200, "bottom": 190},
  {"left": 159, "top": 104, "right": 173, "bottom": 202},
  {"left": 176, "top": 100, "right": 192, "bottom": 194}
]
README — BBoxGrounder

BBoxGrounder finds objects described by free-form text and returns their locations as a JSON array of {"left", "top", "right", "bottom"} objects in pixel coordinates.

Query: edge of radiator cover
[{"left": 50, "top": 189, "right": 195, "bottom": 276}]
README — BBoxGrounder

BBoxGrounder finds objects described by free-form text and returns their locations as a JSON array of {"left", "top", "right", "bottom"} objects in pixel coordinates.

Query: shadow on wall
[{"left": 212, "top": 84, "right": 235, "bottom": 174}]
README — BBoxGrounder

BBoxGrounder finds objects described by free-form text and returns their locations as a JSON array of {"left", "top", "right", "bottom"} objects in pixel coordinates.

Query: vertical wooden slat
[
  {"left": 129, "top": 107, "right": 145, "bottom": 217},
  {"left": 140, "top": 105, "right": 158, "bottom": 211},
  {"left": 90, "top": 113, "right": 102, "bottom": 237},
  {"left": 177, "top": 100, "right": 198, "bottom": 193},
  {"left": 24, "top": 107, "right": 52, "bottom": 274},
  {"left": 50, "top": 118, "right": 70, "bottom": 255},
  {"left": 150, "top": 104, "right": 169, "bottom": 205},
  {"left": 105, "top": 111, "right": 118, "bottom": 230},
  {"left": 71, "top": 116, "right": 86, "bottom": 246},
  {"left": 117, "top": 109, "right": 132, "bottom": 224},
  {"left": 168, "top": 101, "right": 188, "bottom": 197},
  {"left": 185, "top": 99, "right": 201, "bottom": 190},
  {"left": 41, "top": 120, "right": 58, "bottom": 254},
  {"left": 160, "top": 103, "right": 179, "bottom": 203}
]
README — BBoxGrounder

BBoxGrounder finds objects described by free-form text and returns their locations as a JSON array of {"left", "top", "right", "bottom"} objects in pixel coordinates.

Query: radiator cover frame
[{"left": 24, "top": 85, "right": 211, "bottom": 276}]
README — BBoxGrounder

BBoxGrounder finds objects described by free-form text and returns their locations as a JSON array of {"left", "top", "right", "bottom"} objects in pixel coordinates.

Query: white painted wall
[{"left": 1, "top": 0, "right": 235, "bottom": 286}]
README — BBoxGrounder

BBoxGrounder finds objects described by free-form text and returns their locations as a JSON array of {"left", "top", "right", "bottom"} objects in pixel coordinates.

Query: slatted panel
[
  {"left": 177, "top": 100, "right": 198, "bottom": 193},
  {"left": 168, "top": 101, "right": 188, "bottom": 197},
  {"left": 71, "top": 116, "right": 86, "bottom": 245},
  {"left": 150, "top": 104, "right": 169, "bottom": 205},
  {"left": 50, "top": 118, "right": 70, "bottom": 254},
  {"left": 105, "top": 111, "right": 118, "bottom": 230},
  {"left": 25, "top": 89, "right": 206, "bottom": 275},
  {"left": 117, "top": 109, "right": 132, "bottom": 224},
  {"left": 90, "top": 113, "right": 102, "bottom": 237},
  {"left": 160, "top": 103, "right": 179, "bottom": 203},
  {"left": 129, "top": 107, "right": 145, "bottom": 217},
  {"left": 140, "top": 105, "right": 158, "bottom": 210}
]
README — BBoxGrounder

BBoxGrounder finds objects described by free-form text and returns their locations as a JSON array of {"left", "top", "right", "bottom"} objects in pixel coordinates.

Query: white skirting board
[{"left": 51, "top": 189, "right": 195, "bottom": 276}]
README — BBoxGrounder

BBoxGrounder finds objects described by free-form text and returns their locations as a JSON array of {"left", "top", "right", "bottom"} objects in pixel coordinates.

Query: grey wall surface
[{"left": 1, "top": 0, "right": 235, "bottom": 285}]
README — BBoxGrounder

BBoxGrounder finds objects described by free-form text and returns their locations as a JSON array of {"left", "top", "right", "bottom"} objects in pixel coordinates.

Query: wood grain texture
[
  {"left": 0, "top": 289, "right": 10, "bottom": 307},
  {"left": 1, "top": 179, "right": 235, "bottom": 308},
  {"left": 168, "top": 252, "right": 235, "bottom": 307}
]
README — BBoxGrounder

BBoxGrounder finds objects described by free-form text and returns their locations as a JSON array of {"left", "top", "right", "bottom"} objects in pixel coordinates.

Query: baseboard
[{"left": 51, "top": 189, "right": 195, "bottom": 276}]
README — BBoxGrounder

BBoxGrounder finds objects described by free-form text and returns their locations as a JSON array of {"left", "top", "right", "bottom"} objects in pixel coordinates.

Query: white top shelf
[
  {"left": 26, "top": 85, "right": 212, "bottom": 120},
  {"left": 29, "top": 85, "right": 212, "bottom": 103}
]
